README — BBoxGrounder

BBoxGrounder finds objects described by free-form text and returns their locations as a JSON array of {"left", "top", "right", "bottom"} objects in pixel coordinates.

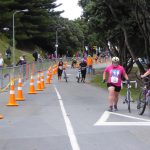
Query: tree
[{"left": 79, "top": 0, "right": 150, "bottom": 73}]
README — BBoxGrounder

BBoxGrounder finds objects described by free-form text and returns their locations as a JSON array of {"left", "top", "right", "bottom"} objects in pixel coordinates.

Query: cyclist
[
  {"left": 141, "top": 69, "right": 150, "bottom": 78},
  {"left": 79, "top": 58, "right": 87, "bottom": 83},
  {"left": 57, "top": 58, "right": 63, "bottom": 81},
  {"left": 103, "top": 56, "right": 130, "bottom": 111},
  {"left": 71, "top": 55, "right": 77, "bottom": 68}
]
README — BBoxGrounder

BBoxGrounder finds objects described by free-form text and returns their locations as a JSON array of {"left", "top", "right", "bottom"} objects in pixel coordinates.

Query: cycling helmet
[{"left": 112, "top": 57, "right": 120, "bottom": 63}]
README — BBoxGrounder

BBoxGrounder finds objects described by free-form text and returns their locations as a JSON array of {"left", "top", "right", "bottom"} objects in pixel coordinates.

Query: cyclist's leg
[
  {"left": 114, "top": 86, "right": 121, "bottom": 110},
  {"left": 114, "top": 91, "right": 119, "bottom": 110},
  {"left": 87, "top": 66, "right": 90, "bottom": 74},
  {"left": 90, "top": 66, "right": 93, "bottom": 74},
  {"left": 71, "top": 61, "right": 74, "bottom": 68},
  {"left": 58, "top": 69, "right": 62, "bottom": 81},
  {"left": 82, "top": 70, "right": 86, "bottom": 82},
  {"left": 108, "top": 84, "right": 115, "bottom": 111}
]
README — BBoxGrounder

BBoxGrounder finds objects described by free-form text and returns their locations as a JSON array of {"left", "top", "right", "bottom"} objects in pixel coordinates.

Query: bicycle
[
  {"left": 137, "top": 76, "right": 150, "bottom": 116},
  {"left": 123, "top": 82, "right": 132, "bottom": 113},
  {"left": 76, "top": 68, "right": 81, "bottom": 83},
  {"left": 63, "top": 68, "right": 68, "bottom": 82}
]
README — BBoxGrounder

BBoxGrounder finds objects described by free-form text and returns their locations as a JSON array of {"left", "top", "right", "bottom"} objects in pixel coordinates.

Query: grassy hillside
[{"left": 0, "top": 36, "right": 34, "bottom": 67}]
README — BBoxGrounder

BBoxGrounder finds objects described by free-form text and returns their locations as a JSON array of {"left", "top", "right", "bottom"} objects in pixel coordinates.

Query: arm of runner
[
  {"left": 141, "top": 69, "right": 150, "bottom": 78},
  {"left": 123, "top": 72, "right": 130, "bottom": 84}
]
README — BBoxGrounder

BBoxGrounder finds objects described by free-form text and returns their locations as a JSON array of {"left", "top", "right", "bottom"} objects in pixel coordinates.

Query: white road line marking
[
  {"left": 94, "top": 111, "right": 150, "bottom": 126},
  {"left": 54, "top": 85, "right": 80, "bottom": 150},
  {"left": 109, "top": 111, "right": 150, "bottom": 122},
  {"left": 96, "top": 122, "right": 150, "bottom": 126},
  {"left": 98, "top": 111, "right": 110, "bottom": 122}
]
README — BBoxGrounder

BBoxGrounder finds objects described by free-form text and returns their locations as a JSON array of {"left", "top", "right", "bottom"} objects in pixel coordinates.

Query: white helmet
[{"left": 112, "top": 57, "right": 119, "bottom": 63}]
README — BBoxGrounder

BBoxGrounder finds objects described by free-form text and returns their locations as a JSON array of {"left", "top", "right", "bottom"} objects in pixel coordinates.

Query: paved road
[{"left": 0, "top": 63, "right": 150, "bottom": 150}]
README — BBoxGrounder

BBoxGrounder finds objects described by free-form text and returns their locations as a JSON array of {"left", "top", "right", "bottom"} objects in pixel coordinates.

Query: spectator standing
[
  {"left": 32, "top": 50, "right": 38, "bottom": 61},
  {"left": 5, "top": 47, "right": 11, "bottom": 59},
  {"left": 87, "top": 55, "right": 93, "bottom": 74},
  {"left": 79, "top": 58, "right": 87, "bottom": 83}
]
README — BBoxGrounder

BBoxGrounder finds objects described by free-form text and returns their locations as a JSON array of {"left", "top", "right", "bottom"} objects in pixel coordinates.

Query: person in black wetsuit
[{"left": 79, "top": 58, "right": 87, "bottom": 83}]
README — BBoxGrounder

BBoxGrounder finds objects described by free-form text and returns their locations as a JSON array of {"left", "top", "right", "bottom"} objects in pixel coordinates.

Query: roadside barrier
[
  {"left": 0, "top": 58, "right": 72, "bottom": 120},
  {"left": 7, "top": 79, "right": 19, "bottom": 106},
  {"left": 28, "top": 75, "right": 37, "bottom": 94},
  {"left": 16, "top": 76, "right": 24, "bottom": 101},
  {"left": 36, "top": 72, "right": 43, "bottom": 91},
  {"left": 0, "top": 59, "right": 58, "bottom": 90}
]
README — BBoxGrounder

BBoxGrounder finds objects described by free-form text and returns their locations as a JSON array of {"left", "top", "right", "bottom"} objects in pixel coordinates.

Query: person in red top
[{"left": 103, "top": 57, "right": 129, "bottom": 111}]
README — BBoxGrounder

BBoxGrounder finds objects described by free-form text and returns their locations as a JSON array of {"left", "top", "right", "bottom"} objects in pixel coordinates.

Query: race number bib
[
  {"left": 111, "top": 76, "right": 118, "bottom": 83},
  {"left": 111, "top": 69, "right": 120, "bottom": 83}
]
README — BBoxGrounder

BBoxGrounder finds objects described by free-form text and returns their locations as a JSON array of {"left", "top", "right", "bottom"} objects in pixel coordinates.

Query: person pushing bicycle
[
  {"left": 103, "top": 57, "right": 130, "bottom": 112},
  {"left": 57, "top": 58, "right": 63, "bottom": 81},
  {"left": 79, "top": 58, "right": 87, "bottom": 83}
]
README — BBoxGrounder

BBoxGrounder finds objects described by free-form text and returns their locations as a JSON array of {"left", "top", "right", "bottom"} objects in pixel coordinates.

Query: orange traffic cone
[
  {"left": 52, "top": 67, "right": 55, "bottom": 75},
  {"left": 36, "top": 72, "right": 43, "bottom": 91},
  {"left": 28, "top": 75, "right": 37, "bottom": 94},
  {"left": 16, "top": 77, "right": 24, "bottom": 101},
  {"left": 46, "top": 70, "right": 51, "bottom": 84},
  {"left": 7, "top": 79, "right": 19, "bottom": 106},
  {"left": 41, "top": 71, "right": 45, "bottom": 89},
  {"left": 0, "top": 114, "right": 3, "bottom": 119}
]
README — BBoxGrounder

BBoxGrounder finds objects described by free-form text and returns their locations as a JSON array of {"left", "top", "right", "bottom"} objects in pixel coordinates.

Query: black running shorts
[{"left": 107, "top": 83, "right": 121, "bottom": 92}]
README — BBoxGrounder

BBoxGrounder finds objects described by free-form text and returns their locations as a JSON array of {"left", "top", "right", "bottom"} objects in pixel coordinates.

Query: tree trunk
[{"left": 106, "top": 2, "right": 146, "bottom": 73}]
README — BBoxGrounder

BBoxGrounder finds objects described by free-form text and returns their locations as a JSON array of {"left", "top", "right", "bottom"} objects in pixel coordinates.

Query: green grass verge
[{"left": 91, "top": 68, "right": 140, "bottom": 101}]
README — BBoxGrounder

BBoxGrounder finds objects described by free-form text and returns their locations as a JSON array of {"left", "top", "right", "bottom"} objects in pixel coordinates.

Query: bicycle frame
[
  {"left": 123, "top": 84, "right": 132, "bottom": 113},
  {"left": 77, "top": 69, "right": 81, "bottom": 83},
  {"left": 63, "top": 69, "right": 68, "bottom": 82}
]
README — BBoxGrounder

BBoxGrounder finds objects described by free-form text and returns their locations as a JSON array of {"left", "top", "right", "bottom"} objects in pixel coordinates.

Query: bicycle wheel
[
  {"left": 64, "top": 71, "right": 68, "bottom": 82},
  {"left": 147, "top": 96, "right": 150, "bottom": 117},
  {"left": 137, "top": 91, "right": 146, "bottom": 115},
  {"left": 127, "top": 90, "right": 131, "bottom": 113},
  {"left": 77, "top": 73, "right": 80, "bottom": 83}
]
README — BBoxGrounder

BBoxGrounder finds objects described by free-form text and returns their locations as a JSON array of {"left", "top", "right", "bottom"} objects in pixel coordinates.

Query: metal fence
[{"left": 0, "top": 59, "right": 57, "bottom": 91}]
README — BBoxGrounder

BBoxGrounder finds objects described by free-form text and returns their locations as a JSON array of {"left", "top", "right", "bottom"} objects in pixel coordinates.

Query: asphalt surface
[{"left": 0, "top": 63, "right": 150, "bottom": 150}]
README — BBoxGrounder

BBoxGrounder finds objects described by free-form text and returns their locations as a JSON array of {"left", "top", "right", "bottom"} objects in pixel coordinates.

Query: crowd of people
[{"left": 58, "top": 54, "right": 150, "bottom": 113}]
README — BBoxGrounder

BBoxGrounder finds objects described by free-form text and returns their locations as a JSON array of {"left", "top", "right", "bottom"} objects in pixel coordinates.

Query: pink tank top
[{"left": 104, "top": 65, "right": 126, "bottom": 87}]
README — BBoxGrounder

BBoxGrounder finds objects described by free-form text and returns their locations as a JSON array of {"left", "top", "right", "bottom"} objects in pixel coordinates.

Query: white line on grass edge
[{"left": 54, "top": 85, "right": 80, "bottom": 150}]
